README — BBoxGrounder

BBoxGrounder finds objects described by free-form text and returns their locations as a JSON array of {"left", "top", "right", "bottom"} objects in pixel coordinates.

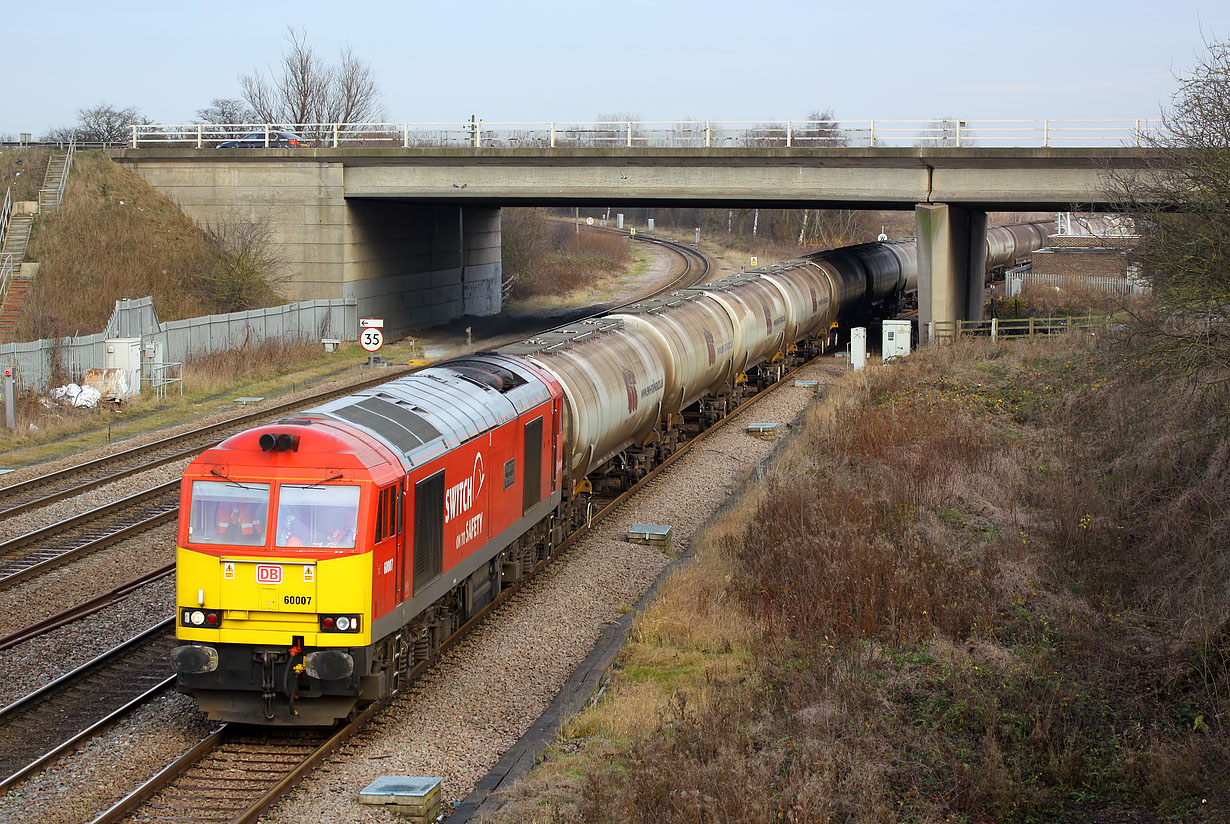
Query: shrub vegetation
[
  {"left": 501, "top": 208, "right": 633, "bottom": 300},
  {"left": 489, "top": 334, "right": 1228, "bottom": 823},
  {"left": 19, "top": 151, "right": 284, "bottom": 339}
]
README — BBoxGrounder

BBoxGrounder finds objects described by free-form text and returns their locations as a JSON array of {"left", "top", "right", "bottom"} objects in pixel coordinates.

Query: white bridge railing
[{"left": 131, "top": 119, "right": 1163, "bottom": 150}]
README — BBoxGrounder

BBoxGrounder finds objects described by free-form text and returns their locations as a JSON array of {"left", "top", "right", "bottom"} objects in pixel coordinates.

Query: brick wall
[{"left": 1032, "top": 247, "right": 1129, "bottom": 278}]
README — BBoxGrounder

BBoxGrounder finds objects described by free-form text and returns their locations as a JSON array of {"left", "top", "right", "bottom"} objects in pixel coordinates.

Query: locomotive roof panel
[
  {"left": 619, "top": 291, "right": 707, "bottom": 315},
  {"left": 308, "top": 365, "right": 535, "bottom": 466}
]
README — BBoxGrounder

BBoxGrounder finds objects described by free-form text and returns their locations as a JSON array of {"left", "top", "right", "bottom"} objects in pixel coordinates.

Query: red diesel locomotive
[{"left": 173, "top": 356, "right": 565, "bottom": 724}]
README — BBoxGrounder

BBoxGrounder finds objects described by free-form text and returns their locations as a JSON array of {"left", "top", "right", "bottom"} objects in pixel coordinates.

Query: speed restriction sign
[{"left": 360, "top": 327, "right": 384, "bottom": 352}]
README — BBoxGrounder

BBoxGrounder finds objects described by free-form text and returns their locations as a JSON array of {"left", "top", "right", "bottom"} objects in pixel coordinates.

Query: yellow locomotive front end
[{"left": 171, "top": 423, "right": 400, "bottom": 726}]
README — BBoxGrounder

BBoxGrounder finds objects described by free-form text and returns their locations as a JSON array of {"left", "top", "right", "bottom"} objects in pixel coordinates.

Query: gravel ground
[
  {"left": 0, "top": 691, "right": 216, "bottom": 824},
  {"left": 254, "top": 358, "right": 846, "bottom": 824},
  {"left": 0, "top": 356, "right": 841, "bottom": 824}
]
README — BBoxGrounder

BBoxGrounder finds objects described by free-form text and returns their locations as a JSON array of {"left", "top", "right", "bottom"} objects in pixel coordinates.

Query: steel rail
[
  {"left": 0, "top": 367, "right": 418, "bottom": 521},
  {"left": 0, "top": 619, "right": 176, "bottom": 795},
  {"left": 0, "top": 231, "right": 708, "bottom": 526},
  {"left": 87, "top": 347, "right": 815, "bottom": 824},
  {"left": 0, "top": 563, "right": 175, "bottom": 650},
  {"left": 0, "top": 481, "right": 180, "bottom": 590}
]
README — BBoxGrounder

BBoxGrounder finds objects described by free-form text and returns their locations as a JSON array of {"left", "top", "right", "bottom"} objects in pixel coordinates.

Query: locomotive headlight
[
  {"left": 319, "top": 614, "right": 361, "bottom": 632},
  {"left": 190, "top": 610, "right": 206, "bottom": 626}
]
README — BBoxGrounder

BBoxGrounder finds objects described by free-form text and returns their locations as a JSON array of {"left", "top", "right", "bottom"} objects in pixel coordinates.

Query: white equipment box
[
  {"left": 850, "top": 327, "right": 867, "bottom": 371},
  {"left": 882, "top": 320, "right": 912, "bottom": 361}
]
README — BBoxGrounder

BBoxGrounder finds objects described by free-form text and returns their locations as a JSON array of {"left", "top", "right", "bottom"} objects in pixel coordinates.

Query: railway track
[
  {"left": 0, "top": 564, "right": 175, "bottom": 650},
  {"left": 0, "top": 370, "right": 415, "bottom": 522},
  {"left": 85, "top": 348, "right": 812, "bottom": 824},
  {"left": 634, "top": 233, "right": 710, "bottom": 294},
  {"left": 0, "top": 232, "right": 719, "bottom": 811},
  {"left": 0, "top": 480, "right": 179, "bottom": 591},
  {"left": 0, "top": 620, "right": 176, "bottom": 795}
]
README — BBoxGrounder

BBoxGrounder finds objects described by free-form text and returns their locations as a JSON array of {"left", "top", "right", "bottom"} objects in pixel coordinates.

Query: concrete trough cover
[
  {"left": 232, "top": 396, "right": 264, "bottom": 405},
  {"left": 746, "top": 422, "right": 780, "bottom": 439},
  {"left": 627, "top": 523, "right": 672, "bottom": 550},
  {"left": 359, "top": 776, "right": 442, "bottom": 819},
  {"left": 794, "top": 379, "right": 819, "bottom": 388}
]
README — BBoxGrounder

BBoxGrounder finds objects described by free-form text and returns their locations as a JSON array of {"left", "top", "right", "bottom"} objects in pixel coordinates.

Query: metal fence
[
  {"left": 130, "top": 118, "right": 1163, "bottom": 150},
  {"left": 1006, "top": 270, "right": 1150, "bottom": 297},
  {"left": 0, "top": 295, "right": 358, "bottom": 392}
]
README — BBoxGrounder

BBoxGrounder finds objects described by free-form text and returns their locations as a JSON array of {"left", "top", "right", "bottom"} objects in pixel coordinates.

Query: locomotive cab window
[
  {"left": 275, "top": 484, "right": 360, "bottom": 548},
  {"left": 188, "top": 481, "right": 270, "bottom": 546}
]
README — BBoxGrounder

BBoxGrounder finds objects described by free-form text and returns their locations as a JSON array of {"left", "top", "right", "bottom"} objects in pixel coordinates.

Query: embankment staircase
[{"left": 0, "top": 142, "right": 74, "bottom": 340}]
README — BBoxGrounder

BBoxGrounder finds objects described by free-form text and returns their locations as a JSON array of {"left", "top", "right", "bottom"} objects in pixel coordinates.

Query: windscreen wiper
[
  {"left": 211, "top": 467, "right": 255, "bottom": 489},
  {"left": 301, "top": 473, "right": 344, "bottom": 490}
]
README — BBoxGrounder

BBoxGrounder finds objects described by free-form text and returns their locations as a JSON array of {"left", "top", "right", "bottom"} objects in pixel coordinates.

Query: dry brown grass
[
  {"left": 503, "top": 210, "right": 633, "bottom": 300},
  {"left": 486, "top": 333, "right": 1229, "bottom": 824},
  {"left": 0, "top": 147, "right": 51, "bottom": 203},
  {"left": 18, "top": 151, "right": 285, "bottom": 340}
]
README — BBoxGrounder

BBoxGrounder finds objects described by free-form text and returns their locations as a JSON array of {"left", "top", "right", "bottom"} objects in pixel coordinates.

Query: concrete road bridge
[{"left": 115, "top": 118, "right": 1160, "bottom": 339}]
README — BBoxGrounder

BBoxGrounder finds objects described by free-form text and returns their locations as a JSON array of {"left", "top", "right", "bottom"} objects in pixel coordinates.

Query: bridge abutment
[
  {"left": 915, "top": 203, "right": 988, "bottom": 344},
  {"left": 121, "top": 157, "right": 501, "bottom": 336}
]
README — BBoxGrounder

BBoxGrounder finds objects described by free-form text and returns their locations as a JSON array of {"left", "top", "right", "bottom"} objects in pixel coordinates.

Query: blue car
[{"left": 217, "top": 130, "right": 313, "bottom": 148}]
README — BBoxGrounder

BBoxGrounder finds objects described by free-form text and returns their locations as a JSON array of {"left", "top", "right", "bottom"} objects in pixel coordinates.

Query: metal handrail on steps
[
  {"left": 0, "top": 187, "right": 12, "bottom": 304},
  {"left": 0, "top": 252, "right": 13, "bottom": 304},
  {"left": 38, "top": 140, "right": 75, "bottom": 212},
  {"left": 0, "top": 186, "right": 10, "bottom": 252}
]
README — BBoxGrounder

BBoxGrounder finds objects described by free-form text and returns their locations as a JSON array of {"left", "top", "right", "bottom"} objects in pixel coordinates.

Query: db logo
[{"left": 256, "top": 565, "right": 283, "bottom": 584}]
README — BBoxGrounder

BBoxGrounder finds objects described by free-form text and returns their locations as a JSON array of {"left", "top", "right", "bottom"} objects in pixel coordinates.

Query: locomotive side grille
[
  {"left": 413, "top": 471, "right": 445, "bottom": 594},
  {"left": 523, "top": 416, "right": 543, "bottom": 515},
  {"left": 331, "top": 398, "right": 442, "bottom": 453}
]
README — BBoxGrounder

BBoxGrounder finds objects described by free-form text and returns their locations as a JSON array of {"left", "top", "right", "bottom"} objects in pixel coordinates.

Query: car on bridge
[{"left": 216, "top": 130, "right": 313, "bottom": 149}]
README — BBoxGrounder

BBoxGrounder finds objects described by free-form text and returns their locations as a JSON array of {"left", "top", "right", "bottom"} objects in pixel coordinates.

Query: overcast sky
[{"left": 3, "top": 0, "right": 1227, "bottom": 136}]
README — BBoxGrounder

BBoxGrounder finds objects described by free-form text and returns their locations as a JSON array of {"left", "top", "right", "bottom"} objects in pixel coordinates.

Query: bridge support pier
[{"left": 915, "top": 203, "right": 987, "bottom": 344}]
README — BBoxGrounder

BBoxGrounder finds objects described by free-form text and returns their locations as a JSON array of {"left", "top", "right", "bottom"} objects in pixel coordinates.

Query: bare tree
[
  {"left": 196, "top": 98, "right": 256, "bottom": 124},
  {"left": 595, "top": 112, "right": 643, "bottom": 147},
  {"left": 915, "top": 117, "right": 976, "bottom": 148},
  {"left": 1105, "top": 35, "right": 1230, "bottom": 390},
  {"left": 193, "top": 211, "right": 287, "bottom": 312},
  {"left": 240, "top": 27, "right": 384, "bottom": 134},
  {"left": 42, "top": 103, "right": 146, "bottom": 145},
  {"left": 794, "top": 108, "right": 845, "bottom": 148}
]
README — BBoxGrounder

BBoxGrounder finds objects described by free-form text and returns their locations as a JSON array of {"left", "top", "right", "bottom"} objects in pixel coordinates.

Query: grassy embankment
[
  {"left": 0, "top": 147, "right": 52, "bottom": 203},
  {"left": 0, "top": 151, "right": 414, "bottom": 467},
  {"left": 501, "top": 209, "right": 641, "bottom": 307},
  {"left": 488, "top": 334, "right": 1228, "bottom": 823}
]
